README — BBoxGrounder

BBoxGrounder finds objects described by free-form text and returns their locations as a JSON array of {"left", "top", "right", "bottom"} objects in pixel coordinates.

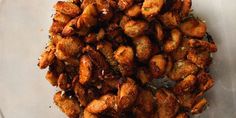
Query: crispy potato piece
[
  {"left": 176, "top": 113, "right": 189, "bottom": 118},
  {"left": 160, "top": 11, "right": 181, "bottom": 28},
  {"left": 141, "top": 0, "right": 164, "bottom": 19},
  {"left": 73, "top": 76, "right": 88, "bottom": 106},
  {"left": 187, "top": 49, "right": 212, "bottom": 68},
  {"left": 125, "top": 4, "right": 141, "bottom": 17},
  {"left": 118, "top": 78, "right": 138, "bottom": 110},
  {"left": 136, "top": 89, "right": 154, "bottom": 113},
  {"left": 136, "top": 67, "right": 152, "bottom": 84},
  {"left": 55, "top": 37, "right": 83, "bottom": 60},
  {"left": 133, "top": 36, "right": 152, "bottom": 62},
  {"left": 96, "top": 0, "right": 113, "bottom": 21},
  {"left": 173, "top": 75, "right": 197, "bottom": 95},
  {"left": 156, "top": 88, "right": 179, "bottom": 118},
  {"left": 120, "top": 15, "right": 131, "bottom": 29},
  {"left": 54, "top": 91, "right": 81, "bottom": 118},
  {"left": 54, "top": 1, "right": 81, "bottom": 17},
  {"left": 58, "top": 73, "right": 71, "bottom": 90},
  {"left": 171, "top": 0, "right": 182, "bottom": 11},
  {"left": 77, "top": 4, "right": 98, "bottom": 31},
  {"left": 114, "top": 46, "right": 134, "bottom": 66},
  {"left": 191, "top": 98, "right": 207, "bottom": 114},
  {"left": 188, "top": 39, "right": 217, "bottom": 52},
  {"left": 50, "top": 21, "right": 65, "bottom": 33},
  {"left": 84, "top": 28, "right": 105, "bottom": 43},
  {"left": 38, "top": 43, "right": 56, "bottom": 69},
  {"left": 124, "top": 20, "right": 148, "bottom": 38},
  {"left": 168, "top": 60, "right": 198, "bottom": 81},
  {"left": 78, "top": 55, "right": 93, "bottom": 85},
  {"left": 62, "top": 16, "right": 79, "bottom": 36},
  {"left": 83, "top": 110, "right": 98, "bottom": 118},
  {"left": 172, "top": 39, "right": 190, "bottom": 61},
  {"left": 83, "top": 45, "right": 109, "bottom": 71},
  {"left": 54, "top": 12, "right": 71, "bottom": 24},
  {"left": 97, "top": 42, "right": 120, "bottom": 72},
  {"left": 155, "top": 23, "right": 164, "bottom": 42},
  {"left": 50, "top": 33, "right": 63, "bottom": 46},
  {"left": 164, "top": 29, "right": 182, "bottom": 52},
  {"left": 181, "top": 0, "right": 192, "bottom": 17},
  {"left": 45, "top": 71, "right": 58, "bottom": 86},
  {"left": 197, "top": 71, "right": 214, "bottom": 92},
  {"left": 107, "top": 0, "right": 118, "bottom": 8},
  {"left": 133, "top": 107, "right": 150, "bottom": 118},
  {"left": 180, "top": 18, "right": 206, "bottom": 38},
  {"left": 96, "top": 28, "right": 105, "bottom": 41},
  {"left": 177, "top": 92, "right": 203, "bottom": 109},
  {"left": 81, "top": 0, "right": 96, "bottom": 9},
  {"left": 149, "top": 54, "right": 167, "bottom": 78},
  {"left": 118, "top": 0, "right": 134, "bottom": 10}
]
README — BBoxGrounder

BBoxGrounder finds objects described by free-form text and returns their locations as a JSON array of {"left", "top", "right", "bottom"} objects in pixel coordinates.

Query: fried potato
[
  {"left": 83, "top": 109, "right": 98, "bottom": 118},
  {"left": 187, "top": 49, "right": 212, "bottom": 68},
  {"left": 38, "top": 43, "right": 56, "bottom": 69},
  {"left": 133, "top": 36, "right": 152, "bottom": 62},
  {"left": 168, "top": 60, "right": 198, "bottom": 81},
  {"left": 160, "top": 11, "right": 181, "bottom": 28},
  {"left": 155, "top": 23, "right": 164, "bottom": 42},
  {"left": 156, "top": 88, "right": 179, "bottom": 118},
  {"left": 58, "top": 73, "right": 71, "bottom": 90},
  {"left": 45, "top": 71, "right": 58, "bottom": 86},
  {"left": 81, "top": 0, "right": 96, "bottom": 10},
  {"left": 54, "top": 91, "right": 81, "bottom": 118},
  {"left": 149, "top": 54, "right": 167, "bottom": 78},
  {"left": 136, "top": 89, "right": 154, "bottom": 113},
  {"left": 180, "top": 18, "right": 206, "bottom": 38},
  {"left": 114, "top": 46, "right": 134, "bottom": 66},
  {"left": 136, "top": 67, "right": 152, "bottom": 84},
  {"left": 73, "top": 76, "right": 88, "bottom": 106},
  {"left": 197, "top": 71, "right": 214, "bottom": 92},
  {"left": 141, "top": 0, "right": 164, "bottom": 19},
  {"left": 171, "top": 39, "right": 190, "bottom": 61},
  {"left": 173, "top": 75, "right": 197, "bottom": 95},
  {"left": 163, "top": 29, "right": 182, "bottom": 52},
  {"left": 176, "top": 113, "right": 189, "bottom": 118},
  {"left": 62, "top": 16, "right": 79, "bottom": 36},
  {"left": 96, "top": 0, "right": 113, "bottom": 21},
  {"left": 54, "top": 1, "right": 81, "bottom": 17},
  {"left": 78, "top": 55, "right": 93, "bottom": 85},
  {"left": 54, "top": 12, "right": 71, "bottom": 24},
  {"left": 124, "top": 20, "right": 148, "bottom": 38},
  {"left": 181, "top": 0, "right": 192, "bottom": 17},
  {"left": 125, "top": 4, "right": 141, "bottom": 17},
  {"left": 50, "top": 21, "right": 65, "bottom": 33},
  {"left": 188, "top": 38, "right": 217, "bottom": 52},
  {"left": 191, "top": 98, "right": 207, "bottom": 114},
  {"left": 118, "top": 0, "right": 134, "bottom": 10}
]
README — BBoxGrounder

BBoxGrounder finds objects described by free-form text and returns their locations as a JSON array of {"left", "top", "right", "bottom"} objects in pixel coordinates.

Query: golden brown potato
[
  {"left": 54, "top": 1, "right": 81, "bottom": 17},
  {"left": 141, "top": 0, "right": 164, "bottom": 19},
  {"left": 191, "top": 98, "right": 207, "bottom": 114},
  {"left": 83, "top": 110, "right": 98, "bottom": 118},
  {"left": 118, "top": 0, "right": 134, "bottom": 10},
  {"left": 160, "top": 11, "right": 181, "bottom": 28},
  {"left": 50, "top": 21, "right": 65, "bottom": 33},
  {"left": 73, "top": 76, "right": 88, "bottom": 106},
  {"left": 197, "top": 71, "right": 214, "bottom": 92},
  {"left": 180, "top": 18, "right": 206, "bottom": 38},
  {"left": 176, "top": 113, "right": 189, "bottom": 118},
  {"left": 149, "top": 54, "right": 167, "bottom": 78},
  {"left": 62, "top": 16, "right": 79, "bottom": 36},
  {"left": 168, "top": 60, "right": 198, "bottom": 81},
  {"left": 136, "top": 67, "right": 152, "bottom": 84},
  {"left": 58, "top": 73, "right": 71, "bottom": 90},
  {"left": 114, "top": 46, "right": 134, "bottom": 66},
  {"left": 133, "top": 36, "right": 152, "bottom": 62},
  {"left": 45, "top": 71, "right": 58, "bottom": 86},
  {"left": 81, "top": 0, "right": 96, "bottom": 10},
  {"left": 177, "top": 92, "right": 203, "bottom": 109},
  {"left": 38, "top": 43, "right": 56, "bottom": 69},
  {"left": 78, "top": 55, "right": 93, "bottom": 85},
  {"left": 155, "top": 23, "right": 164, "bottom": 42},
  {"left": 156, "top": 88, "right": 179, "bottom": 118},
  {"left": 173, "top": 75, "right": 197, "bottom": 95},
  {"left": 118, "top": 78, "right": 138, "bottom": 110},
  {"left": 83, "top": 45, "right": 109, "bottom": 71},
  {"left": 181, "top": 0, "right": 192, "bottom": 17},
  {"left": 163, "top": 29, "right": 182, "bottom": 53},
  {"left": 124, "top": 20, "right": 148, "bottom": 38},
  {"left": 54, "top": 91, "right": 81, "bottom": 118},
  {"left": 120, "top": 15, "right": 131, "bottom": 29},
  {"left": 188, "top": 39, "right": 217, "bottom": 52},
  {"left": 77, "top": 4, "right": 98, "bottom": 31},
  {"left": 96, "top": 0, "right": 113, "bottom": 21},
  {"left": 171, "top": 39, "right": 190, "bottom": 61},
  {"left": 125, "top": 4, "right": 141, "bottom": 17},
  {"left": 55, "top": 37, "right": 83, "bottom": 60},
  {"left": 187, "top": 49, "right": 212, "bottom": 68},
  {"left": 54, "top": 12, "right": 71, "bottom": 24},
  {"left": 50, "top": 33, "right": 63, "bottom": 46}
]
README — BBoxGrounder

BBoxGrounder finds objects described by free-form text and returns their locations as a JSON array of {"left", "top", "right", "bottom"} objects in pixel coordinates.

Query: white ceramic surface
[{"left": 0, "top": 0, "right": 236, "bottom": 118}]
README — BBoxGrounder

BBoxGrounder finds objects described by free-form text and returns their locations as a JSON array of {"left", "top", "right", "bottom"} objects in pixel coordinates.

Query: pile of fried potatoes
[{"left": 38, "top": 0, "right": 218, "bottom": 117}]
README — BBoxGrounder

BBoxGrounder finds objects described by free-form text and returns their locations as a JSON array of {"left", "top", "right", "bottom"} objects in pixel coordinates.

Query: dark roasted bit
[
  {"left": 176, "top": 112, "right": 189, "bottom": 118},
  {"left": 54, "top": 91, "right": 81, "bottom": 118},
  {"left": 96, "top": 0, "right": 113, "bottom": 21},
  {"left": 191, "top": 98, "right": 207, "bottom": 114},
  {"left": 54, "top": 1, "right": 81, "bottom": 17},
  {"left": 197, "top": 71, "right": 214, "bottom": 92},
  {"left": 156, "top": 88, "right": 179, "bottom": 118},
  {"left": 136, "top": 67, "right": 152, "bottom": 84},
  {"left": 173, "top": 75, "right": 197, "bottom": 95},
  {"left": 73, "top": 75, "right": 88, "bottom": 106},
  {"left": 135, "top": 89, "right": 154, "bottom": 113},
  {"left": 180, "top": 18, "right": 207, "bottom": 38},
  {"left": 58, "top": 73, "right": 71, "bottom": 90}
]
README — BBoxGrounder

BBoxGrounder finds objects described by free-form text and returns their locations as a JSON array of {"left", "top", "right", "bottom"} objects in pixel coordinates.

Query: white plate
[{"left": 0, "top": 0, "right": 236, "bottom": 118}]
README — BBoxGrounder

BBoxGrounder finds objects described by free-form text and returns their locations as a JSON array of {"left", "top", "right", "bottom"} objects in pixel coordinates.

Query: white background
[{"left": 0, "top": 0, "right": 236, "bottom": 118}]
